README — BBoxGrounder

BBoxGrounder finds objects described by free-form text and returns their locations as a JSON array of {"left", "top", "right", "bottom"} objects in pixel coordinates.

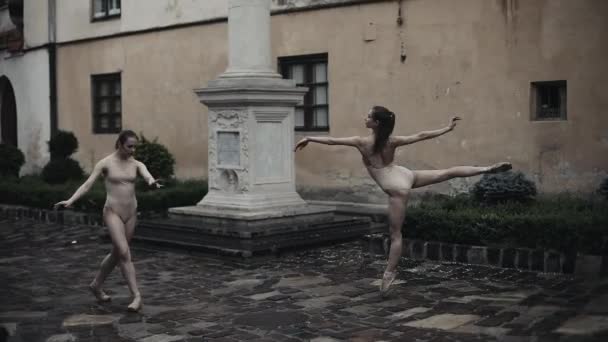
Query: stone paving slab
[{"left": 1, "top": 218, "right": 608, "bottom": 341}]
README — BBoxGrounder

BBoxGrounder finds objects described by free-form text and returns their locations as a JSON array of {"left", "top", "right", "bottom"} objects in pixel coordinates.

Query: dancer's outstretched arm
[
  {"left": 392, "top": 116, "right": 461, "bottom": 147},
  {"left": 54, "top": 160, "right": 105, "bottom": 208},
  {"left": 136, "top": 161, "right": 162, "bottom": 188},
  {"left": 295, "top": 136, "right": 361, "bottom": 151}
]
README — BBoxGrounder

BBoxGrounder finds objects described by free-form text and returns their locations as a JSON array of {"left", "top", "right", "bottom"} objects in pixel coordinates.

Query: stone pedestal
[
  {"left": 189, "top": 80, "right": 310, "bottom": 212},
  {"left": 137, "top": 0, "right": 379, "bottom": 256},
  {"left": 170, "top": 0, "right": 319, "bottom": 218}
]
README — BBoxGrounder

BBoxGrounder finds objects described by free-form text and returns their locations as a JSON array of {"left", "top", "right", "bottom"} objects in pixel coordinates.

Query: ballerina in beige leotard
[
  {"left": 54, "top": 130, "right": 162, "bottom": 311},
  {"left": 295, "top": 106, "right": 511, "bottom": 294}
]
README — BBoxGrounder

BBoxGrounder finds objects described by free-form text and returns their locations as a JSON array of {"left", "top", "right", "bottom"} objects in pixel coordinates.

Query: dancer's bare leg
[
  {"left": 386, "top": 194, "right": 408, "bottom": 273},
  {"left": 104, "top": 210, "right": 142, "bottom": 311},
  {"left": 89, "top": 252, "right": 115, "bottom": 302},
  {"left": 381, "top": 191, "right": 409, "bottom": 294},
  {"left": 90, "top": 211, "right": 137, "bottom": 303},
  {"left": 413, "top": 162, "right": 511, "bottom": 189},
  {"left": 123, "top": 215, "right": 141, "bottom": 312}
]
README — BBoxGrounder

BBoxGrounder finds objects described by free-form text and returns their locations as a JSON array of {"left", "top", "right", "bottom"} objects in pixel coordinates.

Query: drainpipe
[{"left": 48, "top": 0, "right": 57, "bottom": 136}]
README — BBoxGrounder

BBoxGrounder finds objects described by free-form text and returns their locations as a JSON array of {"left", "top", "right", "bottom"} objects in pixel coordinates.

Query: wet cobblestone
[{"left": 1, "top": 218, "right": 608, "bottom": 341}]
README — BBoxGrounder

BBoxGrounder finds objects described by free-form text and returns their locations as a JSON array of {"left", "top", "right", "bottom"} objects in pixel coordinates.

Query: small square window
[
  {"left": 92, "top": 73, "right": 122, "bottom": 134},
  {"left": 531, "top": 80, "right": 567, "bottom": 121},
  {"left": 279, "top": 53, "right": 329, "bottom": 131},
  {"left": 92, "top": 0, "right": 121, "bottom": 21}
]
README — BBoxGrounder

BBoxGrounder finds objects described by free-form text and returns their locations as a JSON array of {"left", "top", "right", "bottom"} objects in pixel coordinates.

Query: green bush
[
  {"left": 41, "top": 158, "right": 85, "bottom": 184},
  {"left": 48, "top": 130, "right": 78, "bottom": 159},
  {"left": 472, "top": 171, "right": 537, "bottom": 203},
  {"left": 599, "top": 177, "right": 608, "bottom": 200},
  {"left": 134, "top": 134, "right": 175, "bottom": 181},
  {"left": 42, "top": 130, "right": 84, "bottom": 184},
  {"left": 0, "top": 143, "right": 25, "bottom": 178},
  {"left": 0, "top": 176, "right": 207, "bottom": 214},
  {"left": 404, "top": 194, "right": 608, "bottom": 254}
]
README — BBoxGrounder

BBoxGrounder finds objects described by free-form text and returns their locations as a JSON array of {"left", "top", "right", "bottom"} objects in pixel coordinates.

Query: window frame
[
  {"left": 530, "top": 80, "right": 567, "bottom": 121},
  {"left": 91, "top": 72, "right": 122, "bottom": 134},
  {"left": 278, "top": 53, "right": 329, "bottom": 132},
  {"left": 91, "top": 0, "right": 121, "bottom": 22}
]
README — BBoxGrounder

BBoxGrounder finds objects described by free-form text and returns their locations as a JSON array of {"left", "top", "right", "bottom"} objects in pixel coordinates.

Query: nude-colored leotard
[
  {"left": 359, "top": 137, "right": 416, "bottom": 194},
  {"left": 365, "top": 162, "right": 415, "bottom": 194},
  {"left": 102, "top": 158, "right": 138, "bottom": 223}
]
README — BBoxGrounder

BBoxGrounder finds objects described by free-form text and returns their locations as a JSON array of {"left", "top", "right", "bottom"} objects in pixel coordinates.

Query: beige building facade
[{"left": 53, "top": 0, "right": 608, "bottom": 202}]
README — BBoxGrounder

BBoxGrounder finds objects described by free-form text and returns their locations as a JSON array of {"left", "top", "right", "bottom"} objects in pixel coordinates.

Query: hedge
[
  {"left": 0, "top": 176, "right": 207, "bottom": 214},
  {"left": 1, "top": 177, "right": 606, "bottom": 254},
  {"left": 405, "top": 195, "right": 608, "bottom": 255}
]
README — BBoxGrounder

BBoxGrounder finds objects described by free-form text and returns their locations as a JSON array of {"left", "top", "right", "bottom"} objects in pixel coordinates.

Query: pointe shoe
[
  {"left": 127, "top": 296, "right": 142, "bottom": 312},
  {"left": 89, "top": 284, "right": 111, "bottom": 303},
  {"left": 487, "top": 162, "right": 512, "bottom": 174},
  {"left": 380, "top": 271, "right": 397, "bottom": 296}
]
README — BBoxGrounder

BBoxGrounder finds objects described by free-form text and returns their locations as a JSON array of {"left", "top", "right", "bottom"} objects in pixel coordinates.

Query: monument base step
[{"left": 135, "top": 214, "right": 386, "bottom": 257}]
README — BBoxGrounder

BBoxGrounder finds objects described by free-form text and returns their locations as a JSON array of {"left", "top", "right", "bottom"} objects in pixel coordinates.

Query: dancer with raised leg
[
  {"left": 54, "top": 130, "right": 162, "bottom": 311},
  {"left": 295, "top": 106, "right": 511, "bottom": 294}
]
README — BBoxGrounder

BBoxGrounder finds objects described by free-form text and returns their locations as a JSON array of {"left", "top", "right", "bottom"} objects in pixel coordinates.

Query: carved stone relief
[{"left": 208, "top": 109, "right": 251, "bottom": 193}]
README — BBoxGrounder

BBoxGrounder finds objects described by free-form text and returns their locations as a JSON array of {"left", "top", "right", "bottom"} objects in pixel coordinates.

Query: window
[
  {"left": 92, "top": 73, "right": 122, "bottom": 134},
  {"left": 531, "top": 80, "right": 567, "bottom": 120},
  {"left": 92, "top": 0, "right": 121, "bottom": 20},
  {"left": 279, "top": 54, "right": 329, "bottom": 131}
]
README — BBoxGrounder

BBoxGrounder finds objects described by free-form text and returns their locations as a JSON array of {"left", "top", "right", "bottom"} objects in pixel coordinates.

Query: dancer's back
[{"left": 359, "top": 135, "right": 397, "bottom": 169}]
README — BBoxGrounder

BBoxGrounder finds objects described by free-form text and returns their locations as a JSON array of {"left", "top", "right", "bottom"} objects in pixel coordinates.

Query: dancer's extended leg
[{"left": 413, "top": 162, "right": 511, "bottom": 188}]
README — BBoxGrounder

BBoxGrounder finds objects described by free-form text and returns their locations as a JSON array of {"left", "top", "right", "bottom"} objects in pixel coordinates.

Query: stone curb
[
  {"left": 0, "top": 204, "right": 104, "bottom": 227},
  {"left": 363, "top": 233, "right": 607, "bottom": 279},
  {"left": 2, "top": 204, "right": 605, "bottom": 279}
]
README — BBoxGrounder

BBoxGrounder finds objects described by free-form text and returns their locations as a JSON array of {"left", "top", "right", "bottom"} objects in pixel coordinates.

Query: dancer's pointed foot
[
  {"left": 127, "top": 294, "right": 142, "bottom": 312},
  {"left": 380, "top": 270, "right": 397, "bottom": 296},
  {"left": 487, "top": 162, "right": 512, "bottom": 174},
  {"left": 88, "top": 282, "right": 111, "bottom": 303}
]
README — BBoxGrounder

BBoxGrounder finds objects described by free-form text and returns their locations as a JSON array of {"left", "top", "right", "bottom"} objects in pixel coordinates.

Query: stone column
[
  {"left": 183, "top": 0, "right": 311, "bottom": 213},
  {"left": 222, "top": 0, "right": 279, "bottom": 79}
]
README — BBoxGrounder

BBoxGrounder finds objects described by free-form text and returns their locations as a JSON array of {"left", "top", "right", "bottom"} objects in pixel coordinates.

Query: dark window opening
[
  {"left": 92, "top": 73, "right": 122, "bottom": 134},
  {"left": 92, "top": 0, "right": 121, "bottom": 21},
  {"left": 531, "top": 80, "right": 567, "bottom": 120},
  {"left": 279, "top": 53, "right": 329, "bottom": 131}
]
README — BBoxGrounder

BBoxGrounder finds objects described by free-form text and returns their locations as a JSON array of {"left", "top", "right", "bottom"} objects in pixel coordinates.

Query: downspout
[{"left": 48, "top": 0, "right": 57, "bottom": 136}]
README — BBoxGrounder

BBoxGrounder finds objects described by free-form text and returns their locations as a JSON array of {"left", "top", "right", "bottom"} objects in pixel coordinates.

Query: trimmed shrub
[
  {"left": 0, "top": 143, "right": 25, "bottom": 178},
  {"left": 41, "top": 158, "right": 85, "bottom": 184},
  {"left": 134, "top": 134, "right": 175, "bottom": 182},
  {"left": 48, "top": 130, "right": 78, "bottom": 159},
  {"left": 599, "top": 177, "right": 608, "bottom": 200},
  {"left": 0, "top": 176, "right": 604, "bottom": 254},
  {"left": 472, "top": 171, "right": 537, "bottom": 203},
  {"left": 405, "top": 194, "right": 608, "bottom": 254},
  {"left": 0, "top": 176, "right": 207, "bottom": 213},
  {"left": 42, "top": 130, "right": 84, "bottom": 184}
]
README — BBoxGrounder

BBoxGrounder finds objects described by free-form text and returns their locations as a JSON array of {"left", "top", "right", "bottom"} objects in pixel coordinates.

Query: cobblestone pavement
[{"left": 2, "top": 219, "right": 608, "bottom": 342}]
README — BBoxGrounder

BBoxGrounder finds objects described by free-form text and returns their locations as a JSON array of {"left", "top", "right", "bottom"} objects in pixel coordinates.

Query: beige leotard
[
  {"left": 360, "top": 139, "right": 415, "bottom": 194},
  {"left": 102, "top": 157, "right": 138, "bottom": 223},
  {"left": 364, "top": 162, "right": 415, "bottom": 194}
]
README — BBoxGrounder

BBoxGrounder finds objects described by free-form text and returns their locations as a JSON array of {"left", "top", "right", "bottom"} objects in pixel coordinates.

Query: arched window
[{"left": 0, "top": 76, "right": 18, "bottom": 146}]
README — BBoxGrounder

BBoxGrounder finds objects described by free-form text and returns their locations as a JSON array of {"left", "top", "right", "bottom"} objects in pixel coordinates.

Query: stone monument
[{"left": 137, "top": 0, "right": 379, "bottom": 256}]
